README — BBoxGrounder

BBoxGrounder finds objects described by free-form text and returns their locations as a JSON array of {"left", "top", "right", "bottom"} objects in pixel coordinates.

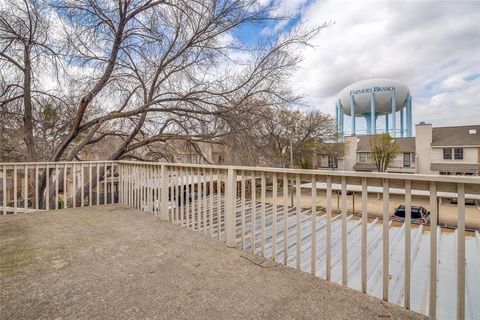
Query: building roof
[
  {"left": 431, "top": 125, "right": 480, "bottom": 147},
  {"left": 316, "top": 143, "right": 345, "bottom": 156},
  {"left": 356, "top": 135, "right": 415, "bottom": 153}
]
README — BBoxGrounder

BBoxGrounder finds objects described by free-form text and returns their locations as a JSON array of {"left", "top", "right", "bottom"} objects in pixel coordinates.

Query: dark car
[{"left": 392, "top": 205, "right": 430, "bottom": 224}]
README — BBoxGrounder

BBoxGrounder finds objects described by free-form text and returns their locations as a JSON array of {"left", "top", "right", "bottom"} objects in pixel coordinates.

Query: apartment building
[
  {"left": 340, "top": 135, "right": 416, "bottom": 173},
  {"left": 416, "top": 123, "right": 480, "bottom": 175},
  {"left": 322, "top": 123, "right": 479, "bottom": 175},
  {"left": 174, "top": 141, "right": 227, "bottom": 165}
]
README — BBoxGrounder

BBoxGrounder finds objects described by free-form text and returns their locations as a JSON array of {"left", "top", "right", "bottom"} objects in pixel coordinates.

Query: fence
[
  {"left": 1, "top": 160, "right": 480, "bottom": 319},
  {"left": 0, "top": 161, "right": 118, "bottom": 213}
]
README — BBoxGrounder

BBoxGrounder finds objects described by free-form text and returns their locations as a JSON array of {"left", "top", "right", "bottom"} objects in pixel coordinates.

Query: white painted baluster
[
  {"left": 35, "top": 164, "right": 39, "bottom": 210},
  {"left": 261, "top": 171, "right": 266, "bottom": 255},
  {"left": 81, "top": 164, "right": 84, "bottom": 207},
  {"left": 152, "top": 165, "right": 155, "bottom": 213},
  {"left": 457, "top": 183, "right": 465, "bottom": 320},
  {"left": 200, "top": 168, "right": 205, "bottom": 230},
  {"left": 429, "top": 181, "right": 437, "bottom": 318},
  {"left": 104, "top": 163, "right": 107, "bottom": 205},
  {"left": 176, "top": 167, "right": 180, "bottom": 221},
  {"left": 190, "top": 167, "right": 195, "bottom": 227},
  {"left": 283, "top": 173, "right": 288, "bottom": 265},
  {"left": 140, "top": 165, "right": 143, "bottom": 210},
  {"left": 13, "top": 165, "right": 17, "bottom": 214},
  {"left": 404, "top": 180, "right": 412, "bottom": 309},
  {"left": 24, "top": 165, "right": 28, "bottom": 213},
  {"left": 145, "top": 165, "right": 153, "bottom": 213},
  {"left": 272, "top": 173, "right": 278, "bottom": 261},
  {"left": 119, "top": 164, "right": 123, "bottom": 205},
  {"left": 45, "top": 164, "right": 49, "bottom": 211},
  {"left": 136, "top": 165, "right": 140, "bottom": 210},
  {"left": 341, "top": 176, "right": 347, "bottom": 286},
  {"left": 181, "top": 168, "right": 185, "bottom": 225},
  {"left": 129, "top": 164, "right": 132, "bottom": 208},
  {"left": 2, "top": 165, "right": 6, "bottom": 215},
  {"left": 149, "top": 165, "right": 153, "bottom": 213},
  {"left": 216, "top": 169, "right": 221, "bottom": 239},
  {"left": 88, "top": 163, "right": 92, "bottom": 207},
  {"left": 225, "top": 167, "right": 236, "bottom": 248},
  {"left": 132, "top": 165, "right": 135, "bottom": 209},
  {"left": 361, "top": 177, "right": 368, "bottom": 293},
  {"left": 295, "top": 173, "right": 301, "bottom": 269},
  {"left": 144, "top": 165, "right": 148, "bottom": 212},
  {"left": 132, "top": 164, "right": 136, "bottom": 209},
  {"left": 141, "top": 164, "right": 143, "bottom": 210},
  {"left": 188, "top": 167, "right": 192, "bottom": 226},
  {"left": 170, "top": 166, "right": 175, "bottom": 220},
  {"left": 240, "top": 170, "right": 246, "bottom": 249},
  {"left": 209, "top": 169, "right": 214, "bottom": 237},
  {"left": 326, "top": 176, "right": 332, "bottom": 281},
  {"left": 154, "top": 165, "right": 158, "bottom": 215},
  {"left": 63, "top": 164, "right": 67, "bottom": 208},
  {"left": 72, "top": 163, "right": 76, "bottom": 208},
  {"left": 382, "top": 178, "right": 390, "bottom": 301},
  {"left": 311, "top": 174, "right": 317, "bottom": 275},
  {"left": 55, "top": 164, "right": 59, "bottom": 210},
  {"left": 202, "top": 168, "right": 207, "bottom": 234},
  {"left": 141, "top": 165, "right": 145, "bottom": 212},
  {"left": 175, "top": 168, "right": 179, "bottom": 220},
  {"left": 110, "top": 162, "right": 114, "bottom": 203},
  {"left": 251, "top": 172, "right": 256, "bottom": 253},
  {"left": 160, "top": 164, "right": 169, "bottom": 221},
  {"left": 195, "top": 168, "right": 200, "bottom": 229},
  {"left": 96, "top": 164, "right": 100, "bottom": 206}
]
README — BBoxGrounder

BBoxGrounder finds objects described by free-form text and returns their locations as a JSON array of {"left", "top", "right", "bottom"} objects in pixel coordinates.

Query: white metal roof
[{"left": 183, "top": 195, "right": 479, "bottom": 319}]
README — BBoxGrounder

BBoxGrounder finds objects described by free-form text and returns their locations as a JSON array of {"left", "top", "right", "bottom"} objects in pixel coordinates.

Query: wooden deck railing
[{"left": 1, "top": 160, "right": 479, "bottom": 319}]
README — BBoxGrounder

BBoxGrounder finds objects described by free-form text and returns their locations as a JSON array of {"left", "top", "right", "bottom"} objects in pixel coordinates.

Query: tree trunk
[{"left": 23, "top": 47, "right": 36, "bottom": 161}]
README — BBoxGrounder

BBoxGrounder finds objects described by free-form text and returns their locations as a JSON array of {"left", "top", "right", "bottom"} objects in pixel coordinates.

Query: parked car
[
  {"left": 391, "top": 205, "right": 430, "bottom": 224},
  {"left": 449, "top": 198, "right": 477, "bottom": 206}
]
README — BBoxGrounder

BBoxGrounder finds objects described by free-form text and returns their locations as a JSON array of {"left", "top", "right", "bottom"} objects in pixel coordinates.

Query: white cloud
[{"left": 280, "top": 0, "right": 480, "bottom": 130}]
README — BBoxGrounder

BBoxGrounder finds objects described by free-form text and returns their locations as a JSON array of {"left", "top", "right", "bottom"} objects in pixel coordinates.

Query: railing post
[
  {"left": 225, "top": 167, "right": 236, "bottom": 248},
  {"left": 160, "top": 164, "right": 169, "bottom": 221},
  {"left": 457, "top": 183, "right": 465, "bottom": 320}
]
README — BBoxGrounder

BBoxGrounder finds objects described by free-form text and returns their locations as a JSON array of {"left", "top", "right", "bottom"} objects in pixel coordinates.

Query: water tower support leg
[
  {"left": 391, "top": 91, "right": 397, "bottom": 137},
  {"left": 350, "top": 95, "right": 356, "bottom": 136},
  {"left": 339, "top": 99, "right": 344, "bottom": 141},
  {"left": 336, "top": 103, "right": 339, "bottom": 136},
  {"left": 385, "top": 114, "right": 389, "bottom": 134},
  {"left": 370, "top": 92, "right": 376, "bottom": 134},
  {"left": 400, "top": 109, "right": 405, "bottom": 137},
  {"left": 406, "top": 95, "right": 412, "bottom": 137}
]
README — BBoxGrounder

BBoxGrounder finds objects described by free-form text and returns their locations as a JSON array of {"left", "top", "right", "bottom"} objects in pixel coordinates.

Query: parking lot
[{"left": 265, "top": 190, "right": 480, "bottom": 231}]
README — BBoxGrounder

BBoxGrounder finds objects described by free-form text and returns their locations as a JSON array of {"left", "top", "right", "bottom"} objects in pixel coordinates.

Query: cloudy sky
[{"left": 239, "top": 0, "right": 480, "bottom": 132}]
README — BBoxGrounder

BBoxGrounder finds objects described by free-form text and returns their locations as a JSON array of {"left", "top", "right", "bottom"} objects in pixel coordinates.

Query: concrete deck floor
[{"left": 0, "top": 205, "right": 425, "bottom": 320}]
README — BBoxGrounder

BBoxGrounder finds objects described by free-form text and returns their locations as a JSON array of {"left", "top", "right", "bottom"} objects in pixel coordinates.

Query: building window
[
  {"left": 454, "top": 148, "right": 463, "bottom": 160},
  {"left": 328, "top": 156, "right": 338, "bottom": 168},
  {"left": 359, "top": 152, "right": 372, "bottom": 163},
  {"left": 443, "top": 148, "right": 452, "bottom": 160},
  {"left": 403, "top": 153, "right": 411, "bottom": 167}
]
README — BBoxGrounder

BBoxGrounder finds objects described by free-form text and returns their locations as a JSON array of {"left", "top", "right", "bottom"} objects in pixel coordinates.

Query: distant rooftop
[
  {"left": 355, "top": 135, "right": 415, "bottom": 153},
  {"left": 432, "top": 124, "right": 480, "bottom": 147}
]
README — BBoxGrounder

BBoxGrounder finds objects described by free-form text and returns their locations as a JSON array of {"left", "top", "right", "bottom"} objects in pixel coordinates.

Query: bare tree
[
  {"left": 0, "top": 0, "right": 61, "bottom": 161},
  {"left": 229, "top": 106, "right": 336, "bottom": 167},
  {"left": 370, "top": 134, "right": 400, "bottom": 172},
  {"left": 1, "top": 0, "right": 331, "bottom": 207}
]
